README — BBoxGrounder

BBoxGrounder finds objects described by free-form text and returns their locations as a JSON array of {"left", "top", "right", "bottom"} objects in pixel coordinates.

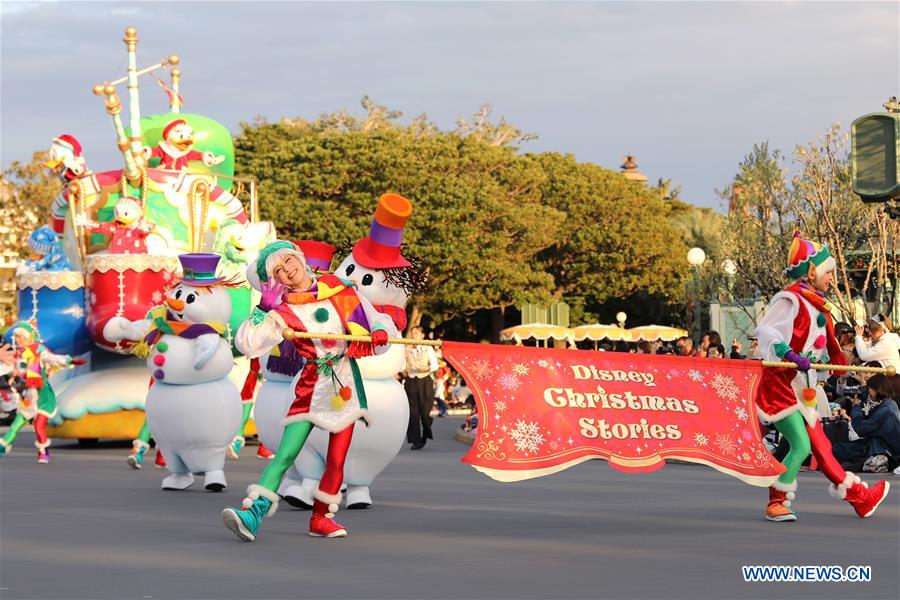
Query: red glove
[
  {"left": 371, "top": 329, "right": 389, "bottom": 347},
  {"left": 70, "top": 358, "right": 88, "bottom": 366}
]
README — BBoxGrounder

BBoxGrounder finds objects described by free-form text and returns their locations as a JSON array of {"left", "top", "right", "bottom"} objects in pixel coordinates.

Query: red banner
[{"left": 443, "top": 342, "right": 785, "bottom": 486}]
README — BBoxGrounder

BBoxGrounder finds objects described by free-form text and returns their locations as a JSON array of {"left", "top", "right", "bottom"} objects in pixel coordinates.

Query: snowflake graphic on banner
[
  {"left": 497, "top": 373, "right": 521, "bottom": 391},
  {"left": 688, "top": 369, "right": 704, "bottom": 383},
  {"left": 493, "top": 399, "right": 508, "bottom": 414},
  {"left": 733, "top": 406, "right": 749, "bottom": 422},
  {"left": 714, "top": 433, "right": 738, "bottom": 456},
  {"left": 151, "top": 290, "right": 163, "bottom": 304},
  {"left": 537, "top": 359, "right": 549, "bottom": 368},
  {"left": 710, "top": 373, "right": 740, "bottom": 401},
  {"left": 509, "top": 420, "right": 545, "bottom": 455},
  {"left": 512, "top": 363, "right": 530, "bottom": 376},
  {"left": 694, "top": 432, "right": 710, "bottom": 447},
  {"left": 469, "top": 359, "right": 491, "bottom": 379}
]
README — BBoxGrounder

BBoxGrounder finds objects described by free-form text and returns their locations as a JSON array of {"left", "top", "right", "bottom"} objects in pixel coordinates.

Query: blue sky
[{"left": 2, "top": 1, "right": 897, "bottom": 209}]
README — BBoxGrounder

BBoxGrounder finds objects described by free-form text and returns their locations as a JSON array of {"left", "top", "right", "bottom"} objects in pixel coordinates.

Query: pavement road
[{"left": 1, "top": 417, "right": 898, "bottom": 600}]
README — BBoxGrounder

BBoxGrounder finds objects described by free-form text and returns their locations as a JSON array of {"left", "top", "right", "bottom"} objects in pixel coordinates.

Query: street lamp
[
  {"left": 616, "top": 311, "right": 627, "bottom": 328},
  {"left": 687, "top": 248, "right": 707, "bottom": 341}
]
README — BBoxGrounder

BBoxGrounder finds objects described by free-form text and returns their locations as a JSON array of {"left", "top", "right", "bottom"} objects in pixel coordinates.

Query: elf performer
[
  {"left": 222, "top": 239, "right": 397, "bottom": 541},
  {"left": 0, "top": 321, "right": 84, "bottom": 463},
  {"left": 755, "top": 232, "right": 890, "bottom": 521},
  {"left": 230, "top": 241, "right": 335, "bottom": 460}
]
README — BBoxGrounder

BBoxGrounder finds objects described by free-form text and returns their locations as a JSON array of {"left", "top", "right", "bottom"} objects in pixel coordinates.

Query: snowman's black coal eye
[
  {"left": 361, "top": 274, "right": 373, "bottom": 286},
  {"left": 186, "top": 293, "right": 196, "bottom": 304},
  {"left": 175, "top": 289, "right": 182, "bottom": 299},
  {"left": 345, "top": 264, "right": 355, "bottom": 276}
]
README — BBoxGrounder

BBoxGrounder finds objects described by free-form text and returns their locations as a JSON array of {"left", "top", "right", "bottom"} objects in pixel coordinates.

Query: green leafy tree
[
  {"left": 1, "top": 151, "right": 61, "bottom": 257},
  {"left": 528, "top": 152, "right": 689, "bottom": 324}
]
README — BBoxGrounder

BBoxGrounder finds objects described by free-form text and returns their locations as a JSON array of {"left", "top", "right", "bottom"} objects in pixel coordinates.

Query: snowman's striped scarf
[{"left": 131, "top": 305, "right": 227, "bottom": 358}]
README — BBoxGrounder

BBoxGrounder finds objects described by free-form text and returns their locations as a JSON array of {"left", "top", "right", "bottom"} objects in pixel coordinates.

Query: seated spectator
[
  {"left": 706, "top": 343, "right": 726, "bottom": 359},
  {"left": 450, "top": 377, "right": 473, "bottom": 410},
  {"left": 854, "top": 314, "right": 900, "bottom": 371},
  {"left": 698, "top": 330, "right": 722, "bottom": 358},
  {"left": 835, "top": 323, "right": 860, "bottom": 366},
  {"left": 832, "top": 374, "right": 900, "bottom": 472},
  {"left": 674, "top": 336, "right": 698, "bottom": 357}
]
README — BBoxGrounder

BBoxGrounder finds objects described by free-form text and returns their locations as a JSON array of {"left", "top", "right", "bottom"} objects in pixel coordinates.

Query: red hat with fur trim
[
  {"left": 54, "top": 134, "right": 82, "bottom": 157},
  {"left": 162, "top": 119, "right": 187, "bottom": 140}
]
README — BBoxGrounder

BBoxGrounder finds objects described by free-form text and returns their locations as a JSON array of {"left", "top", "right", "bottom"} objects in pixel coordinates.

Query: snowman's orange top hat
[{"left": 352, "top": 193, "right": 413, "bottom": 269}]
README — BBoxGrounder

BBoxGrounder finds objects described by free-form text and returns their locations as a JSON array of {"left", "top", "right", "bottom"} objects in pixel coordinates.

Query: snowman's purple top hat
[{"left": 177, "top": 253, "right": 225, "bottom": 286}]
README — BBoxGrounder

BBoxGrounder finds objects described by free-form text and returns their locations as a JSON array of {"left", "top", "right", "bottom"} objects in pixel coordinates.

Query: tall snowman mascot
[
  {"left": 295, "top": 193, "right": 428, "bottom": 509},
  {"left": 104, "top": 253, "right": 242, "bottom": 491}
]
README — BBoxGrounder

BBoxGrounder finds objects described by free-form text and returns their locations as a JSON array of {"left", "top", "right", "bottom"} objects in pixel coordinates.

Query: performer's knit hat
[
  {"left": 785, "top": 231, "right": 836, "bottom": 279},
  {"left": 5, "top": 319, "right": 40, "bottom": 347},
  {"left": 352, "top": 193, "right": 413, "bottom": 269}
]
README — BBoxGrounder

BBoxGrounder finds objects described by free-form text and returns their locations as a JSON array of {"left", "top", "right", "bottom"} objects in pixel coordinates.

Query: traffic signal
[{"left": 851, "top": 99, "right": 900, "bottom": 203}]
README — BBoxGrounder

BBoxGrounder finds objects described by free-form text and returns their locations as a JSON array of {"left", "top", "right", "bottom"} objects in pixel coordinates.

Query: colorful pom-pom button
[
  {"left": 339, "top": 386, "right": 353, "bottom": 400},
  {"left": 153, "top": 354, "right": 166, "bottom": 366},
  {"left": 314, "top": 307, "right": 330, "bottom": 323},
  {"left": 816, "top": 313, "right": 827, "bottom": 327},
  {"left": 153, "top": 369, "right": 165, "bottom": 381},
  {"left": 157, "top": 341, "right": 169, "bottom": 353},
  {"left": 802, "top": 387, "right": 817, "bottom": 405},
  {"left": 813, "top": 335, "right": 826, "bottom": 350}
]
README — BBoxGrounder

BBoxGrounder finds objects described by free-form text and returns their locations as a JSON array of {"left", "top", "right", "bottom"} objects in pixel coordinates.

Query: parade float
[{"left": 12, "top": 28, "right": 272, "bottom": 442}]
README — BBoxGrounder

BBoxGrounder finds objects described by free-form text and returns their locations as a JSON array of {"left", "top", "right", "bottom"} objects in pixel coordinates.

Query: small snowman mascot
[
  {"left": 104, "top": 253, "right": 241, "bottom": 491},
  {"left": 296, "top": 193, "right": 428, "bottom": 509}
]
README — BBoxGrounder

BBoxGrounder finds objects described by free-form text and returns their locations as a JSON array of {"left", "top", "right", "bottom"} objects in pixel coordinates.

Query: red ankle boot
[
  {"left": 155, "top": 449, "right": 167, "bottom": 469},
  {"left": 829, "top": 472, "right": 891, "bottom": 518},
  {"left": 309, "top": 499, "right": 347, "bottom": 538}
]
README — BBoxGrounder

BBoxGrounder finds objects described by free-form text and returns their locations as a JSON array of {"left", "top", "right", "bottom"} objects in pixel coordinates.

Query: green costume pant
[
  {"left": 258, "top": 421, "right": 314, "bottom": 491},
  {"left": 136, "top": 420, "right": 151, "bottom": 445},
  {"left": 773, "top": 411, "right": 811, "bottom": 487},
  {"left": 238, "top": 403, "right": 253, "bottom": 438}
]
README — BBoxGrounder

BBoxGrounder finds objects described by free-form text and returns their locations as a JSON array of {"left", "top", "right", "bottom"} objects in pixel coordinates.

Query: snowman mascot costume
[
  {"left": 104, "top": 253, "right": 242, "bottom": 491},
  {"left": 244, "top": 240, "right": 338, "bottom": 504},
  {"left": 294, "top": 193, "right": 429, "bottom": 509}
]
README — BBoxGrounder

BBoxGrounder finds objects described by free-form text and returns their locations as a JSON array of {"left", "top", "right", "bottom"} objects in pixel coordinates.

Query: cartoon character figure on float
[
  {"left": 294, "top": 193, "right": 428, "bottom": 509},
  {"left": 20, "top": 226, "right": 72, "bottom": 272},
  {"left": 144, "top": 119, "right": 225, "bottom": 171},
  {"left": 75, "top": 196, "right": 156, "bottom": 255},
  {"left": 104, "top": 254, "right": 242, "bottom": 491},
  {"left": 0, "top": 321, "right": 84, "bottom": 463}
]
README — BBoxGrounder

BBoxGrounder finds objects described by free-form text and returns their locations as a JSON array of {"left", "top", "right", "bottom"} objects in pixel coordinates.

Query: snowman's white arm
[
  {"left": 41, "top": 351, "right": 71, "bottom": 367},
  {"left": 357, "top": 293, "right": 399, "bottom": 356},
  {"left": 234, "top": 311, "right": 286, "bottom": 358},
  {"left": 193, "top": 334, "right": 220, "bottom": 370},
  {"left": 103, "top": 317, "right": 152, "bottom": 342}
]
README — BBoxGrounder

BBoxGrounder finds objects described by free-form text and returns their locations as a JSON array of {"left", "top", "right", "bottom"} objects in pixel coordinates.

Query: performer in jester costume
[
  {"left": 0, "top": 321, "right": 84, "bottom": 463},
  {"left": 222, "top": 239, "right": 397, "bottom": 541},
  {"left": 230, "top": 240, "right": 335, "bottom": 461},
  {"left": 755, "top": 232, "right": 890, "bottom": 521}
]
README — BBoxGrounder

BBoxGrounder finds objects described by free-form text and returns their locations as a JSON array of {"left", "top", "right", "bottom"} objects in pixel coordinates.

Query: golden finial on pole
[
  {"left": 123, "top": 26, "right": 144, "bottom": 169},
  {"left": 93, "top": 79, "right": 139, "bottom": 181}
]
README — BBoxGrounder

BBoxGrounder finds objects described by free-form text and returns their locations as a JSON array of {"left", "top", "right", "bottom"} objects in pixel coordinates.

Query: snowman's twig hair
[{"left": 338, "top": 239, "right": 429, "bottom": 295}]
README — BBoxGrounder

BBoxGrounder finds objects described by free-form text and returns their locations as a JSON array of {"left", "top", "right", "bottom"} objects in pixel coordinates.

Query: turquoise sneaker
[
  {"left": 127, "top": 441, "right": 148, "bottom": 469},
  {"left": 0, "top": 441, "right": 9, "bottom": 458},
  {"left": 223, "top": 496, "right": 272, "bottom": 542},
  {"left": 227, "top": 435, "right": 245, "bottom": 460}
]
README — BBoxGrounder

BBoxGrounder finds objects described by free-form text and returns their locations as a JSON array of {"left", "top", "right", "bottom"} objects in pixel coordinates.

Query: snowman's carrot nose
[{"left": 166, "top": 297, "right": 185, "bottom": 311}]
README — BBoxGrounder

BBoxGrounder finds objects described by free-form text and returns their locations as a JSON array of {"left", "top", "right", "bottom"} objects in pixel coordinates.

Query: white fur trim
[
  {"left": 783, "top": 500, "right": 791, "bottom": 507},
  {"left": 283, "top": 409, "right": 368, "bottom": 433},
  {"left": 132, "top": 439, "right": 150, "bottom": 451},
  {"left": 315, "top": 488, "right": 343, "bottom": 506},
  {"left": 828, "top": 484, "right": 842, "bottom": 499},
  {"left": 756, "top": 403, "right": 800, "bottom": 425},
  {"left": 771, "top": 479, "right": 798, "bottom": 493},
  {"left": 246, "top": 484, "right": 280, "bottom": 517},
  {"left": 0, "top": 439, "right": 10, "bottom": 449},
  {"left": 828, "top": 472, "right": 861, "bottom": 500},
  {"left": 785, "top": 492, "right": 795, "bottom": 501},
  {"left": 34, "top": 439, "right": 51, "bottom": 451}
]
